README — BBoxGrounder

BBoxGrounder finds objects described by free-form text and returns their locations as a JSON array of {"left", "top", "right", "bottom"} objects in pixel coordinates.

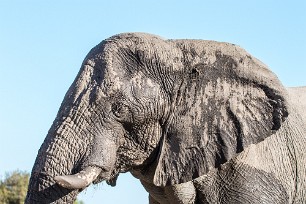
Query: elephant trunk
[
  {"left": 26, "top": 61, "right": 120, "bottom": 202},
  {"left": 25, "top": 105, "right": 94, "bottom": 203}
]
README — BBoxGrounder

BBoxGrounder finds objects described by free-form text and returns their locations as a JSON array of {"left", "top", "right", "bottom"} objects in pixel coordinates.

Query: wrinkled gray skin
[
  {"left": 288, "top": 86, "right": 306, "bottom": 123},
  {"left": 26, "top": 33, "right": 306, "bottom": 203}
]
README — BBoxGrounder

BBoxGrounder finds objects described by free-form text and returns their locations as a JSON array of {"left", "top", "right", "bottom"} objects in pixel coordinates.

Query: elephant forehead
[
  {"left": 131, "top": 73, "right": 156, "bottom": 89},
  {"left": 130, "top": 73, "right": 161, "bottom": 98},
  {"left": 100, "top": 64, "right": 125, "bottom": 93}
]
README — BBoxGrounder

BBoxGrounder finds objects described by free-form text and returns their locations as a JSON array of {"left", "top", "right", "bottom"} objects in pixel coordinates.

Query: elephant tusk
[{"left": 54, "top": 166, "right": 102, "bottom": 189}]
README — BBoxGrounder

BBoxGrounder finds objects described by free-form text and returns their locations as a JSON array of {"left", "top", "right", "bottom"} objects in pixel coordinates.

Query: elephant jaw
[{"left": 54, "top": 166, "right": 102, "bottom": 189}]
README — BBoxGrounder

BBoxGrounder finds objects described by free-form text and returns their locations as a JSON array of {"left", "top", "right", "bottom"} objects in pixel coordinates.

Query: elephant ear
[{"left": 153, "top": 41, "right": 289, "bottom": 186}]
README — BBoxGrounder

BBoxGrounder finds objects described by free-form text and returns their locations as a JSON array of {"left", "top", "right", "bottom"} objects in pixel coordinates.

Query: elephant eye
[{"left": 111, "top": 102, "right": 129, "bottom": 119}]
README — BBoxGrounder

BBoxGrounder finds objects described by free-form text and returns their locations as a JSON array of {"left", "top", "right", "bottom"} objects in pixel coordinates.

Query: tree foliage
[
  {"left": 74, "top": 200, "right": 85, "bottom": 204},
  {"left": 0, "top": 170, "right": 29, "bottom": 204},
  {"left": 0, "top": 170, "right": 84, "bottom": 204}
]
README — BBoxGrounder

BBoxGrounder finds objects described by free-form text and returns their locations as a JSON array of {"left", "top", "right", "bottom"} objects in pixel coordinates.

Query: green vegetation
[
  {"left": 0, "top": 170, "right": 29, "bottom": 204},
  {"left": 0, "top": 170, "right": 84, "bottom": 204},
  {"left": 74, "top": 200, "right": 85, "bottom": 204}
]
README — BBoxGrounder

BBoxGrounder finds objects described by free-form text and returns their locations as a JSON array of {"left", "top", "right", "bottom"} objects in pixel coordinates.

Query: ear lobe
[{"left": 153, "top": 47, "right": 289, "bottom": 187}]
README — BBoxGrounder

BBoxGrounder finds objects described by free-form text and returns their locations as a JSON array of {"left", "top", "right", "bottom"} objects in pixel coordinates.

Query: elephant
[
  {"left": 26, "top": 33, "right": 306, "bottom": 203},
  {"left": 288, "top": 86, "right": 306, "bottom": 123}
]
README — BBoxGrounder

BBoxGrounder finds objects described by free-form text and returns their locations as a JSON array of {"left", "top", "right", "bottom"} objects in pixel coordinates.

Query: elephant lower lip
[{"left": 105, "top": 174, "right": 119, "bottom": 187}]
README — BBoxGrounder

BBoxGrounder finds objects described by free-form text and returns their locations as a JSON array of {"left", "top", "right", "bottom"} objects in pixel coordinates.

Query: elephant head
[{"left": 26, "top": 33, "right": 289, "bottom": 203}]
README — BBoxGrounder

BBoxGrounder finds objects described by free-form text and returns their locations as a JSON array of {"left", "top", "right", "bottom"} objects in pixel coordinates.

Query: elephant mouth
[
  {"left": 93, "top": 167, "right": 120, "bottom": 187},
  {"left": 100, "top": 174, "right": 119, "bottom": 187}
]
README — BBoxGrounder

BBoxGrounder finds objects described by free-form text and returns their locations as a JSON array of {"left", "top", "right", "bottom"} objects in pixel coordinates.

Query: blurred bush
[
  {"left": 0, "top": 170, "right": 84, "bottom": 204},
  {"left": 0, "top": 170, "right": 29, "bottom": 204}
]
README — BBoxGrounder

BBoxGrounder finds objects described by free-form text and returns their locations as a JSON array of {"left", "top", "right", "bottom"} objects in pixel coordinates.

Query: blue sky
[{"left": 0, "top": 1, "right": 305, "bottom": 203}]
